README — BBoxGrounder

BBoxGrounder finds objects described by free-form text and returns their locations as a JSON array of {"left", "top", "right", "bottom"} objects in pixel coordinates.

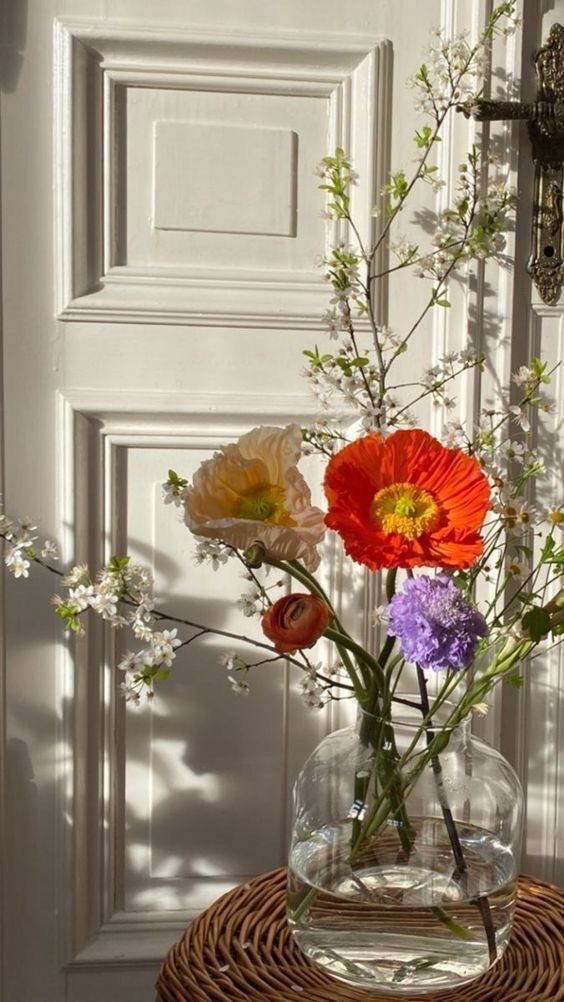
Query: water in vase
[{"left": 288, "top": 818, "right": 516, "bottom": 994}]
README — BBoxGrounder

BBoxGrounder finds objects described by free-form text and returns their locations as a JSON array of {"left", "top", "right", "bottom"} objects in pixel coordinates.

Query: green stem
[
  {"left": 416, "top": 667, "right": 497, "bottom": 965},
  {"left": 358, "top": 708, "right": 416, "bottom": 856},
  {"left": 325, "top": 628, "right": 386, "bottom": 695}
]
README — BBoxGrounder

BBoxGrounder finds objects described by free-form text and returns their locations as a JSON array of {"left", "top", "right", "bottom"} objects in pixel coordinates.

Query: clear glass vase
[{"left": 288, "top": 699, "right": 524, "bottom": 994}]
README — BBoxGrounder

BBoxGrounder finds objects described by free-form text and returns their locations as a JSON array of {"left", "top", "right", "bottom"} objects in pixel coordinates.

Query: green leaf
[
  {"left": 416, "top": 64, "right": 430, "bottom": 86},
  {"left": 109, "top": 555, "right": 131, "bottom": 574},
  {"left": 154, "top": 669, "right": 172, "bottom": 682},
  {"left": 413, "top": 126, "right": 436, "bottom": 149},
  {"left": 167, "top": 470, "right": 188, "bottom": 489},
  {"left": 522, "top": 608, "right": 551, "bottom": 643},
  {"left": 541, "top": 536, "right": 555, "bottom": 563},
  {"left": 531, "top": 357, "right": 550, "bottom": 383},
  {"left": 434, "top": 299, "right": 451, "bottom": 308},
  {"left": 55, "top": 603, "right": 80, "bottom": 620},
  {"left": 384, "top": 170, "right": 409, "bottom": 201}
]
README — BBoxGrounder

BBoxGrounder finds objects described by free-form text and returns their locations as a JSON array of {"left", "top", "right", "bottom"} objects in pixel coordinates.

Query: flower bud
[
  {"left": 243, "top": 540, "right": 267, "bottom": 569},
  {"left": 261, "top": 593, "right": 331, "bottom": 654}
]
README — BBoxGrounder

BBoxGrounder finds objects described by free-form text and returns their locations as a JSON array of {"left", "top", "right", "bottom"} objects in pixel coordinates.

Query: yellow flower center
[
  {"left": 550, "top": 509, "right": 564, "bottom": 525},
  {"left": 371, "top": 482, "right": 439, "bottom": 539},
  {"left": 234, "top": 483, "right": 296, "bottom": 526}
]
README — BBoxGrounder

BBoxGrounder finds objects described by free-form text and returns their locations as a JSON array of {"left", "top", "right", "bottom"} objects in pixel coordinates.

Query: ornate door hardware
[{"left": 458, "top": 23, "right": 564, "bottom": 305}]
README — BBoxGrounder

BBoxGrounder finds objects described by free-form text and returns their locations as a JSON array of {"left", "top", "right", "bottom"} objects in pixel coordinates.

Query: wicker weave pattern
[{"left": 156, "top": 868, "right": 564, "bottom": 1001}]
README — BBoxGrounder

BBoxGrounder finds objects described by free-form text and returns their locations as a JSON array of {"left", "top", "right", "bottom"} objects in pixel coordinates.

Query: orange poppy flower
[{"left": 324, "top": 429, "right": 490, "bottom": 570}]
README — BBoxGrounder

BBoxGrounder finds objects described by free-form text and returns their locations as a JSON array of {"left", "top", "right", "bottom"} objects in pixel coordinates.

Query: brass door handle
[{"left": 457, "top": 23, "right": 564, "bottom": 305}]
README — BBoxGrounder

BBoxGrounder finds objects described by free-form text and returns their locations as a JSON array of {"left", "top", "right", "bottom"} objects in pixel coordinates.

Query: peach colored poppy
[{"left": 183, "top": 425, "right": 325, "bottom": 570}]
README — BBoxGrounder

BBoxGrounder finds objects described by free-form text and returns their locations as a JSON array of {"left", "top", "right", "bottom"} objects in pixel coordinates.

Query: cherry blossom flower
[
  {"left": 41, "top": 540, "right": 59, "bottom": 560},
  {"left": 5, "top": 547, "right": 30, "bottom": 579},
  {"left": 228, "top": 677, "right": 250, "bottom": 696}
]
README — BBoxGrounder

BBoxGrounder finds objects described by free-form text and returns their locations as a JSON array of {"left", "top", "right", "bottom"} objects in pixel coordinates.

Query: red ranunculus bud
[{"left": 261, "top": 593, "right": 331, "bottom": 654}]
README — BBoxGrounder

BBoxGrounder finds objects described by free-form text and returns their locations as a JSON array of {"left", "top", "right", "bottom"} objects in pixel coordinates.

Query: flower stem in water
[{"left": 416, "top": 666, "right": 497, "bottom": 965}]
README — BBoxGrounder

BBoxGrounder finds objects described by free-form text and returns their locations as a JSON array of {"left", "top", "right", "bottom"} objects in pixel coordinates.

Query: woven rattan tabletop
[{"left": 156, "top": 867, "right": 564, "bottom": 1001}]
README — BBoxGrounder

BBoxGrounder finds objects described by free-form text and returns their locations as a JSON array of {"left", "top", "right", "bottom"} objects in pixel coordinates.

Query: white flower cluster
[
  {"left": 1, "top": 515, "right": 61, "bottom": 580},
  {"left": 219, "top": 650, "right": 247, "bottom": 671},
  {"left": 163, "top": 482, "right": 187, "bottom": 508},
  {"left": 444, "top": 358, "right": 556, "bottom": 486},
  {"left": 298, "top": 674, "right": 325, "bottom": 710},
  {"left": 314, "top": 147, "right": 359, "bottom": 223},
  {"left": 422, "top": 346, "right": 481, "bottom": 410},
  {"left": 317, "top": 243, "right": 363, "bottom": 320},
  {"left": 162, "top": 470, "right": 188, "bottom": 508},
  {"left": 236, "top": 589, "right": 264, "bottom": 618},
  {"left": 219, "top": 650, "right": 251, "bottom": 695},
  {"left": 413, "top": 166, "right": 515, "bottom": 280},
  {"left": 118, "top": 629, "right": 182, "bottom": 703},
  {"left": 301, "top": 422, "right": 347, "bottom": 458},
  {"left": 194, "top": 538, "right": 233, "bottom": 570},
  {"left": 442, "top": 420, "right": 467, "bottom": 450},
  {"left": 408, "top": 29, "right": 487, "bottom": 116},
  {"left": 52, "top": 557, "right": 155, "bottom": 639},
  {"left": 304, "top": 347, "right": 426, "bottom": 436},
  {"left": 391, "top": 239, "right": 419, "bottom": 266},
  {"left": 314, "top": 160, "right": 359, "bottom": 187},
  {"left": 297, "top": 661, "right": 348, "bottom": 711},
  {"left": 512, "top": 365, "right": 537, "bottom": 390},
  {"left": 440, "top": 358, "right": 561, "bottom": 554},
  {"left": 304, "top": 344, "right": 379, "bottom": 413},
  {"left": 2, "top": 527, "right": 183, "bottom": 703},
  {"left": 320, "top": 307, "right": 352, "bottom": 342},
  {"left": 0, "top": 516, "right": 48, "bottom": 579},
  {"left": 492, "top": 495, "right": 537, "bottom": 534}
]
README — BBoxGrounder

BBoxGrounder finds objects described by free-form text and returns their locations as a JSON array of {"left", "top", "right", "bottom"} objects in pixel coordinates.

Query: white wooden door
[{"left": 1, "top": 2, "right": 559, "bottom": 1000}]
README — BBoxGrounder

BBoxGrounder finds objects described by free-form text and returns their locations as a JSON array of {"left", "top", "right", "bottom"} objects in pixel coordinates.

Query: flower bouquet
[{"left": 3, "top": 2, "right": 564, "bottom": 994}]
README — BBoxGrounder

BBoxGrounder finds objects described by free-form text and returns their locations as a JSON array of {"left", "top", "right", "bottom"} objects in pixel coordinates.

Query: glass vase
[{"left": 288, "top": 699, "right": 524, "bottom": 994}]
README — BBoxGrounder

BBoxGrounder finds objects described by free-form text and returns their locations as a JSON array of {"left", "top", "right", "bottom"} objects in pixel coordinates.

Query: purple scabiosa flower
[{"left": 388, "top": 574, "right": 488, "bottom": 671}]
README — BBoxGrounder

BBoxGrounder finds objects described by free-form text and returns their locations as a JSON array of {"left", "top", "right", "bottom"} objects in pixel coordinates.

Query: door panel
[{"left": 3, "top": 2, "right": 558, "bottom": 1000}]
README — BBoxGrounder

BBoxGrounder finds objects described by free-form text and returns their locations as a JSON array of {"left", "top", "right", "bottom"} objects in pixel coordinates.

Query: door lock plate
[{"left": 459, "top": 23, "right": 564, "bottom": 305}]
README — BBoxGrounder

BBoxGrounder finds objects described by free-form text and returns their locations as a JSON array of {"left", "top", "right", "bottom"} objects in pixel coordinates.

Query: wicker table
[{"left": 156, "top": 868, "right": 564, "bottom": 1001}]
